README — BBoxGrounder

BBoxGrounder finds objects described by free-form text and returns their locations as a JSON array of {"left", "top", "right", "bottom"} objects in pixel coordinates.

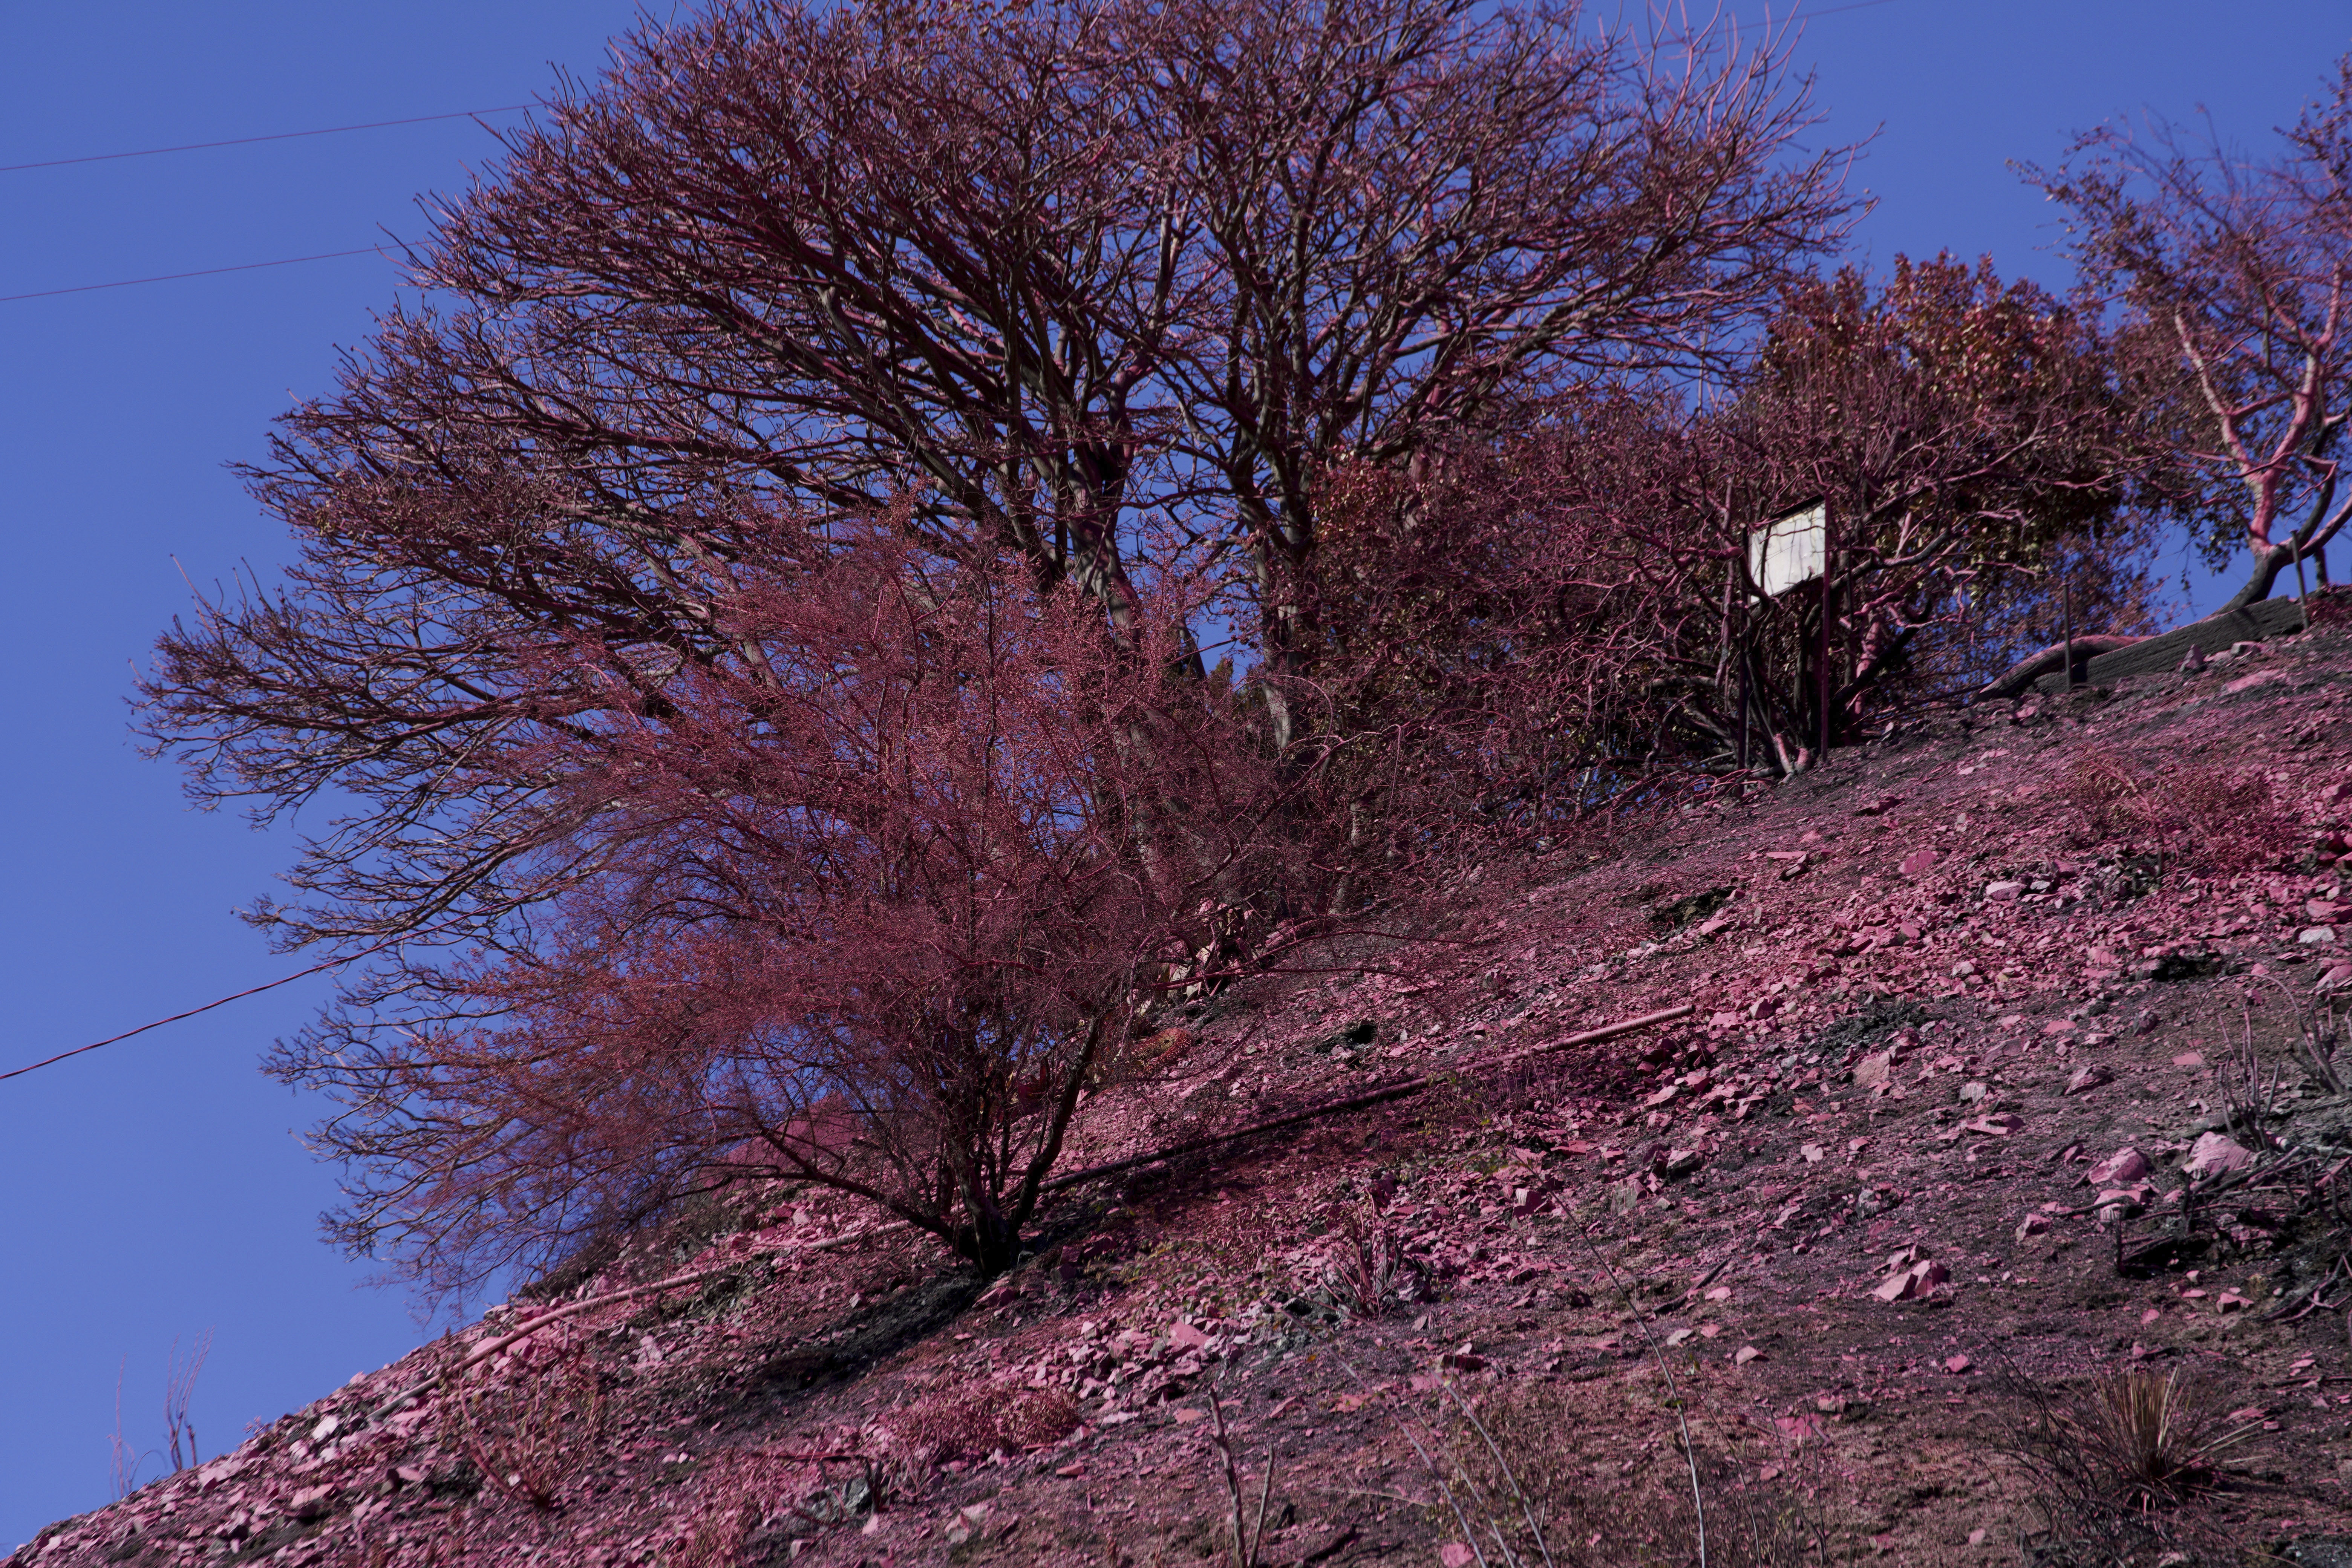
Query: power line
[
  {"left": 0, "top": 0, "right": 1905, "bottom": 306},
  {"left": 0, "top": 956, "right": 351, "bottom": 1083},
  {"left": 0, "top": 105, "right": 534, "bottom": 175},
  {"left": 0, "top": 247, "right": 391, "bottom": 304}
]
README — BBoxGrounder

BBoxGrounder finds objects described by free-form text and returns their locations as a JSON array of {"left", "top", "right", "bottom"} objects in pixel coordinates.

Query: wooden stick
[{"left": 1041, "top": 1004, "right": 1699, "bottom": 1194}]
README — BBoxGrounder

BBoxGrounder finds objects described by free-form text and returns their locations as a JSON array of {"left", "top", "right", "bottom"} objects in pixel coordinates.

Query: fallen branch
[
  {"left": 1977, "top": 635, "right": 2145, "bottom": 700},
  {"left": 1041, "top": 1004, "right": 1698, "bottom": 1194}
]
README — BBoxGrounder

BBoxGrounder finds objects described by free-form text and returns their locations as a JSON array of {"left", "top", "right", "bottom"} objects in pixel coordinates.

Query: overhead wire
[
  {"left": 2, "top": 0, "right": 1911, "bottom": 1077},
  {"left": 0, "top": 0, "right": 1909, "bottom": 305},
  {"left": 0, "top": 105, "right": 534, "bottom": 174},
  {"left": 0, "top": 247, "right": 392, "bottom": 304}
]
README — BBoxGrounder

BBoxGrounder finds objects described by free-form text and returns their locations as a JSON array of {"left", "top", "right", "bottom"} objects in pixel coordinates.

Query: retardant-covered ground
[{"left": 18, "top": 602, "right": 2352, "bottom": 1568}]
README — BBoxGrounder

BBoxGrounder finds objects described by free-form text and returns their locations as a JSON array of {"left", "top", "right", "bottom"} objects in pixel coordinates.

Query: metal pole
[
  {"left": 2062, "top": 576, "right": 2077, "bottom": 690},
  {"left": 1818, "top": 511, "right": 1833, "bottom": 758}
]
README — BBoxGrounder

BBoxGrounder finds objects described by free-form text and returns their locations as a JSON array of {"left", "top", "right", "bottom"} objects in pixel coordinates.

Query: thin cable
[
  {"left": 0, "top": 956, "right": 352, "bottom": 1083},
  {"left": 0, "top": 106, "right": 534, "bottom": 175},
  {"left": 0, "top": 247, "right": 390, "bottom": 304},
  {"left": 2, "top": 911, "right": 489, "bottom": 1082}
]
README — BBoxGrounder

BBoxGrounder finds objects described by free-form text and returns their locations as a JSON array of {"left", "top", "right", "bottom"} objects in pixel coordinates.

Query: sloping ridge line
[{"left": 369, "top": 1003, "right": 1697, "bottom": 1421}]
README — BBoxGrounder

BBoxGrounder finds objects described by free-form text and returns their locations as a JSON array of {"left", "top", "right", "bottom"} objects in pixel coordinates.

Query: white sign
[{"left": 1747, "top": 502, "right": 1826, "bottom": 597}]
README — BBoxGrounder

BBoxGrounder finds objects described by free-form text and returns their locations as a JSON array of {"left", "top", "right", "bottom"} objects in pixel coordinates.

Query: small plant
[
  {"left": 162, "top": 1331, "right": 211, "bottom": 1473},
  {"left": 2223, "top": 998, "right": 2288, "bottom": 1149},
  {"left": 108, "top": 1330, "right": 213, "bottom": 1499},
  {"left": 2061, "top": 748, "right": 2287, "bottom": 870},
  {"left": 2252, "top": 974, "right": 2347, "bottom": 1096},
  {"left": 1328, "top": 1206, "right": 1413, "bottom": 1318},
  {"left": 2015, "top": 1366, "right": 2258, "bottom": 1511},
  {"left": 446, "top": 1355, "right": 605, "bottom": 1513}
]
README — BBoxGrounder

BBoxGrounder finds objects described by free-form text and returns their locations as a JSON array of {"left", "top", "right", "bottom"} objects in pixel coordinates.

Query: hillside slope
[{"left": 17, "top": 605, "right": 2352, "bottom": 1568}]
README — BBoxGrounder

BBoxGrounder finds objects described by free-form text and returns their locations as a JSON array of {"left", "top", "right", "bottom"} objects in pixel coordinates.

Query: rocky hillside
[{"left": 17, "top": 603, "right": 2352, "bottom": 1568}]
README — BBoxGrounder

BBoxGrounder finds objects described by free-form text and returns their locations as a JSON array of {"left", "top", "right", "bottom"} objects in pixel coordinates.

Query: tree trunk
[{"left": 2217, "top": 542, "right": 2300, "bottom": 614}]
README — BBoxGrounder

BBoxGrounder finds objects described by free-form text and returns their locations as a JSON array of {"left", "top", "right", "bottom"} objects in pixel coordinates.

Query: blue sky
[{"left": 0, "top": 0, "right": 2343, "bottom": 1549}]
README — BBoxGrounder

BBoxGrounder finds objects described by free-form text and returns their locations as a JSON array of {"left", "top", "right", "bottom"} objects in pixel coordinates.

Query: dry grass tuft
[
  {"left": 874, "top": 1381, "right": 1080, "bottom": 1469},
  {"left": 1394, "top": 1380, "right": 1834, "bottom": 1568},
  {"left": 2033, "top": 1368, "right": 2257, "bottom": 1507},
  {"left": 2062, "top": 748, "right": 2289, "bottom": 870},
  {"left": 445, "top": 1355, "right": 605, "bottom": 1513}
]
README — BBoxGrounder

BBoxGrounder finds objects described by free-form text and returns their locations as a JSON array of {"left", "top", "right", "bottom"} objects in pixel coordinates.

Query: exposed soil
[{"left": 18, "top": 603, "right": 2352, "bottom": 1568}]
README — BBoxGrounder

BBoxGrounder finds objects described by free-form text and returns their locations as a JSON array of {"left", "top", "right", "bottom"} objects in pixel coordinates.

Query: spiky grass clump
[{"left": 2034, "top": 1367, "right": 2258, "bottom": 1508}]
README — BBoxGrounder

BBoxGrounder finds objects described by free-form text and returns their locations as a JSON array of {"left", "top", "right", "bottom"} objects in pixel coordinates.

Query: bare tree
[
  {"left": 2032, "top": 56, "right": 2352, "bottom": 610},
  {"left": 141, "top": 0, "right": 1850, "bottom": 956},
  {"left": 134, "top": 0, "right": 1853, "bottom": 1285},
  {"left": 280, "top": 529, "right": 1291, "bottom": 1289}
]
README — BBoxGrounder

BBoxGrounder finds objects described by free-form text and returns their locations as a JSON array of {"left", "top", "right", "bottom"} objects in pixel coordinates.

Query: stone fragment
[
  {"left": 2014, "top": 1213, "right": 2050, "bottom": 1242},
  {"left": 2093, "top": 1185, "right": 2154, "bottom": 1223},
  {"left": 1733, "top": 1346, "right": 1763, "bottom": 1365},
  {"left": 1851, "top": 1052, "right": 1895, "bottom": 1087},
  {"left": 2321, "top": 962, "right": 2352, "bottom": 992},
  {"left": 2183, "top": 1132, "right": 2255, "bottom": 1180},
  {"left": 1871, "top": 1260, "right": 1948, "bottom": 1302},
  {"left": 2300, "top": 926, "right": 2338, "bottom": 946},
  {"left": 2171, "top": 1051, "right": 2204, "bottom": 1067},
  {"left": 2064, "top": 1065, "right": 2112, "bottom": 1095},
  {"left": 2084, "top": 1148, "right": 2151, "bottom": 1186},
  {"left": 1985, "top": 881, "right": 2025, "bottom": 900},
  {"left": 1899, "top": 848, "right": 1940, "bottom": 879},
  {"left": 1943, "top": 1354, "right": 1972, "bottom": 1374},
  {"left": 287, "top": 1488, "right": 336, "bottom": 1522}
]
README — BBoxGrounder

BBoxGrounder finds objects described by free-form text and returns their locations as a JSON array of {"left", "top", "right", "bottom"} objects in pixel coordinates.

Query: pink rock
[
  {"left": 2064, "top": 1065, "right": 2112, "bottom": 1095},
  {"left": 2182, "top": 1132, "right": 2255, "bottom": 1180},
  {"left": 2084, "top": 1148, "right": 2151, "bottom": 1186},
  {"left": 1733, "top": 1345, "right": 1764, "bottom": 1365},
  {"left": 1851, "top": 1052, "right": 1895, "bottom": 1087},
  {"left": 2015, "top": 1213, "right": 2050, "bottom": 1242},
  {"left": 1871, "top": 1260, "right": 1948, "bottom": 1302},
  {"left": 1442, "top": 1546, "right": 1477, "bottom": 1568},
  {"left": 1943, "top": 1354, "right": 1972, "bottom": 1374},
  {"left": 1168, "top": 1321, "right": 1210, "bottom": 1351},
  {"left": 1900, "top": 848, "right": 1940, "bottom": 879}
]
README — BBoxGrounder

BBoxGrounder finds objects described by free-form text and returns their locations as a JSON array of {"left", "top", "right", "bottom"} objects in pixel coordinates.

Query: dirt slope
[{"left": 17, "top": 605, "right": 2352, "bottom": 1568}]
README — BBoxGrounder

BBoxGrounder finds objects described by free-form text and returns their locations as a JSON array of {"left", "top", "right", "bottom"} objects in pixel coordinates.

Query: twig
[
  {"left": 1205, "top": 1387, "right": 1274, "bottom": 1568},
  {"left": 1436, "top": 1381, "right": 1554, "bottom": 1568},
  {"left": 1570, "top": 1214, "right": 1709, "bottom": 1568},
  {"left": 1330, "top": 1351, "right": 1497, "bottom": 1568}
]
